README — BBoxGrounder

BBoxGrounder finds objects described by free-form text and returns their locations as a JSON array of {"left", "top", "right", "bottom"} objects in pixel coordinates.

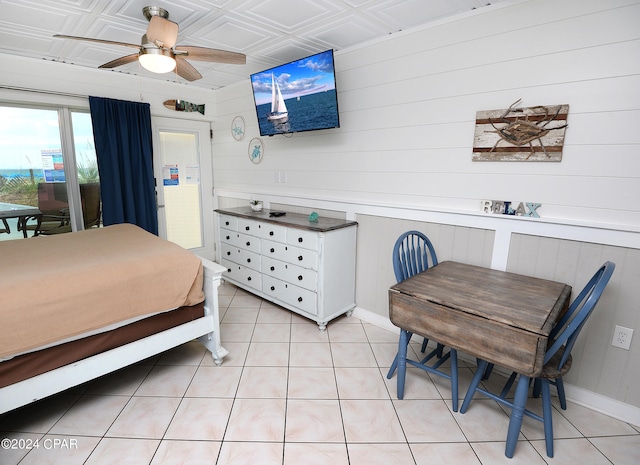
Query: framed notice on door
[{"left": 162, "top": 164, "right": 179, "bottom": 186}]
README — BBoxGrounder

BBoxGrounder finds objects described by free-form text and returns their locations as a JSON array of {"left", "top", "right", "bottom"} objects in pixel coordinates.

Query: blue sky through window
[{"left": 0, "top": 106, "right": 95, "bottom": 172}]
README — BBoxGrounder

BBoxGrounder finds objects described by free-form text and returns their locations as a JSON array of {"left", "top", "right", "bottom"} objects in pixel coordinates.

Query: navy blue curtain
[{"left": 89, "top": 96, "right": 158, "bottom": 235}]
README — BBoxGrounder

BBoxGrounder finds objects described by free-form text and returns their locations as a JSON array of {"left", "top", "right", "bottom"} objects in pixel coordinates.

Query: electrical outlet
[
  {"left": 612, "top": 325, "right": 633, "bottom": 350},
  {"left": 274, "top": 171, "right": 287, "bottom": 183}
]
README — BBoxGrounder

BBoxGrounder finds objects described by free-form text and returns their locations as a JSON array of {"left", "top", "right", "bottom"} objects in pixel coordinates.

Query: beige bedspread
[{"left": 0, "top": 223, "right": 204, "bottom": 359}]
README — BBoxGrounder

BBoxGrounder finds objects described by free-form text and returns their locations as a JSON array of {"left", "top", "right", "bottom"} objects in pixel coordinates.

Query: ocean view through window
[{"left": 0, "top": 105, "right": 99, "bottom": 239}]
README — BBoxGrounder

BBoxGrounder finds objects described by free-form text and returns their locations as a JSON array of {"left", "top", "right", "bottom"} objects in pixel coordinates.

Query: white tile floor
[{"left": 1, "top": 283, "right": 639, "bottom": 464}]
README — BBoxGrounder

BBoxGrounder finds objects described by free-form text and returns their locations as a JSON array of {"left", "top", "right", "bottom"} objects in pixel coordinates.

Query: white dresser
[{"left": 216, "top": 207, "right": 357, "bottom": 330}]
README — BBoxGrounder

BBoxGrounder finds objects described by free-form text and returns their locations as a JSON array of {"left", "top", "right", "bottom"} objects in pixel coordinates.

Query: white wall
[
  {"left": 212, "top": 0, "right": 640, "bottom": 422},
  {"left": 213, "top": 0, "right": 640, "bottom": 231},
  {"left": 0, "top": 54, "right": 218, "bottom": 122}
]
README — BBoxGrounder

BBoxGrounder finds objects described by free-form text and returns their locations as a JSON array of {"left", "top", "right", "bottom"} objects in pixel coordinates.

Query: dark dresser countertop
[{"left": 215, "top": 207, "right": 358, "bottom": 232}]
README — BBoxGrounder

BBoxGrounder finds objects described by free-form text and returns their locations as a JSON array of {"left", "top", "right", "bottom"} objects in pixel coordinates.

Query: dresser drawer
[
  {"left": 221, "top": 243, "right": 261, "bottom": 271},
  {"left": 262, "top": 239, "right": 318, "bottom": 270},
  {"left": 253, "top": 222, "right": 287, "bottom": 242},
  {"left": 219, "top": 215, "right": 238, "bottom": 231},
  {"left": 237, "top": 218, "right": 287, "bottom": 242},
  {"left": 263, "top": 275, "right": 317, "bottom": 315},
  {"left": 220, "top": 242, "right": 236, "bottom": 261},
  {"left": 220, "top": 227, "right": 235, "bottom": 244},
  {"left": 221, "top": 258, "right": 262, "bottom": 291},
  {"left": 224, "top": 230, "right": 261, "bottom": 254},
  {"left": 237, "top": 218, "right": 260, "bottom": 235},
  {"left": 287, "top": 229, "right": 319, "bottom": 250},
  {"left": 237, "top": 248, "right": 261, "bottom": 271},
  {"left": 262, "top": 256, "right": 317, "bottom": 292}
]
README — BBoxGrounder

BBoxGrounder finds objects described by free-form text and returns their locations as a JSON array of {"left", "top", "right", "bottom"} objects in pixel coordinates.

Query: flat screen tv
[{"left": 250, "top": 50, "right": 340, "bottom": 136}]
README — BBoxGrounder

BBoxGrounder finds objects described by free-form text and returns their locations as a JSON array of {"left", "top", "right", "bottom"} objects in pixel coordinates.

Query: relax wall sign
[{"left": 482, "top": 200, "right": 542, "bottom": 218}]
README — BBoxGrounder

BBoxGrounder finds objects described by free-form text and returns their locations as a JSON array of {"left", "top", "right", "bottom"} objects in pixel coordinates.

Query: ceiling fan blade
[
  {"left": 175, "top": 56, "right": 202, "bottom": 81},
  {"left": 146, "top": 16, "right": 179, "bottom": 49},
  {"left": 174, "top": 46, "right": 246, "bottom": 65},
  {"left": 53, "top": 34, "right": 140, "bottom": 49},
  {"left": 99, "top": 54, "right": 139, "bottom": 69}
]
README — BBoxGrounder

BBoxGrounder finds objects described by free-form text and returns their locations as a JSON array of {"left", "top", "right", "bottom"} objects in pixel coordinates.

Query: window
[{"left": 0, "top": 105, "right": 99, "bottom": 239}]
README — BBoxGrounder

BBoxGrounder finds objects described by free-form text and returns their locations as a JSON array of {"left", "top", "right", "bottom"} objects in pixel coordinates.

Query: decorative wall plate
[
  {"left": 248, "top": 137, "right": 264, "bottom": 164},
  {"left": 231, "top": 115, "right": 245, "bottom": 141}
]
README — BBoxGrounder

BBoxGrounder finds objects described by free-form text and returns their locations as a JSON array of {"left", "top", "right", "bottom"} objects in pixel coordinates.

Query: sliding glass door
[{"left": 0, "top": 105, "right": 99, "bottom": 239}]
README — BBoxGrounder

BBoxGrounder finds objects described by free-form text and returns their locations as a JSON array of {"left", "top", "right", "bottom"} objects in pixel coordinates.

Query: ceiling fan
[{"left": 54, "top": 6, "right": 246, "bottom": 81}]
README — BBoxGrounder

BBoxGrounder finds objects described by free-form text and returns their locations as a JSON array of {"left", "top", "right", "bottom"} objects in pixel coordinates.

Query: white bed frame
[{"left": 0, "top": 257, "right": 228, "bottom": 415}]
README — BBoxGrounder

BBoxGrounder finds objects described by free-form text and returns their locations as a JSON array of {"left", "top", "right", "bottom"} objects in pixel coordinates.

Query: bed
[{"left": 0, "top": 223, "right": 228, "bottom": 414}]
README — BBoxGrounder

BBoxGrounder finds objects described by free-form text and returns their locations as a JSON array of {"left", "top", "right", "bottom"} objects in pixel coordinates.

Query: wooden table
[{"left": 389, "top": 261, "right": 571, "bottom": 456}]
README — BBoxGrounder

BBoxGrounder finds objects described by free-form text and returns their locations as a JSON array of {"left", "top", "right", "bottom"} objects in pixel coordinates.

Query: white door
[{"left": 151, "top": 117, "right": 214, "bottom": 260}]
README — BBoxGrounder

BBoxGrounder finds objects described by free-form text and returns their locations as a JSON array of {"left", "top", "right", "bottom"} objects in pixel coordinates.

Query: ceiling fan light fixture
[
  {"left": 139, "top": 47, "right": 175, "bottom": 73},
  {"left": 54, "top": 7, "right": 245, "bottom": 82}
]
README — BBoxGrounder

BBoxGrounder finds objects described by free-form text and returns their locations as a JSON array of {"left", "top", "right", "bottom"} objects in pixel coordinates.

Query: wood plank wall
[
  {"left": 212, "top": 0, "right": 640, "bottom": 412},
  {"left": 214, "top": 0, "right": 640, "bottom": 228}
]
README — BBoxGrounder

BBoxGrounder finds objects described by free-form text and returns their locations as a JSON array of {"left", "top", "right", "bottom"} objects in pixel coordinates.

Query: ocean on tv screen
[
  {"left": 256, "top": 89, "right": 339, "bottom": 136},
  {"left": 251, "top": 50, "right": 340, "bottom": 136}
]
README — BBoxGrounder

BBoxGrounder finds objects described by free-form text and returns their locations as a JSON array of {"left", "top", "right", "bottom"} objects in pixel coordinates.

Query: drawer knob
[
  {"left": 247, "top": 276, "right": 252, "bottom": 281},
  {"left": 245, "top": 226, "right": 250, "bottom": 231},
  {"left": 270, "top": 266, "right": 275, "bottom": 271},
  {"left": 298, "top": 297, "right": 303, "bottom": 302},
  {"left": 298, "top": 237, "right": 303, "bottom": 243},
  {"left": 227, "top": 268, "right": 231, "bottom": 272},
  {"left": 225, "top": 221, "right": 230, "bottom": 226},
  {"left": 247, "top": 258, "right": 251, "bottom": 263},
  {"left": 298, "top": 275, "right": 303, "bottom": 281},
  {"left": 298, "top": 255, "right": 303, "bottom": 261},
  {"left": 246, "top": 241, "right": 251, "bottom": 246},
  {"left": 270, "top": 248, "right": 275, "bottom": 253},
  {"left": 270, "top": 231, "right": 274, "bottom": 236},
  {"left": 226, "top": 235, "right": 230, "bottom": 240},
  {"left": 226, "top": 251, "right": 231, "bottom": 256},
  {"left": 271, "top": 286, "right": 275, "bottom": 291}
]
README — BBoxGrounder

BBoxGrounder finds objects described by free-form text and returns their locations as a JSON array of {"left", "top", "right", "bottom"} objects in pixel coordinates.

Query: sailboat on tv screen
[{"left": 267, "top": 73, "right": 288, "bottom": 122}]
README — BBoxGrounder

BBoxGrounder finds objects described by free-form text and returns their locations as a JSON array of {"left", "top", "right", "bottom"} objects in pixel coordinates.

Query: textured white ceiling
[{"left": 0, "top": 0, "right": 507, "bottom": 90}]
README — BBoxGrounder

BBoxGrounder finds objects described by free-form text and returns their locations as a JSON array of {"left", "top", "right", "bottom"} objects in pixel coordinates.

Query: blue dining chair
[
  {"left": 386, "top": 231, "right": 458, "bottom": 411},
  {"left": 460, "top": 261, "right": 615, "bottom": 458}
]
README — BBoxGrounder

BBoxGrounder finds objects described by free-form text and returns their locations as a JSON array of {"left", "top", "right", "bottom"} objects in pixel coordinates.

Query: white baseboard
[
  {"left": 562, "top": 383, "right": 640, "bottom": 427},
  {"left": 352, "top": 306, "right": 640, "bottom": 428},
  {"left": 352, "top": 306, "right": 398, "bottom": 333}
]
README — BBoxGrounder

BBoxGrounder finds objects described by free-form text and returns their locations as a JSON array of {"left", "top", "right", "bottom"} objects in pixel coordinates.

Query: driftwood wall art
[{"left": 473, "top": 99, "right": 569, "bottom": 162}]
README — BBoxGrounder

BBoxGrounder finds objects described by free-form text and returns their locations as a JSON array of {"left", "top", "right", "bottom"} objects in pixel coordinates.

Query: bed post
[{"left": 197, "top": 256, "right": 229, "bottom": 365}]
